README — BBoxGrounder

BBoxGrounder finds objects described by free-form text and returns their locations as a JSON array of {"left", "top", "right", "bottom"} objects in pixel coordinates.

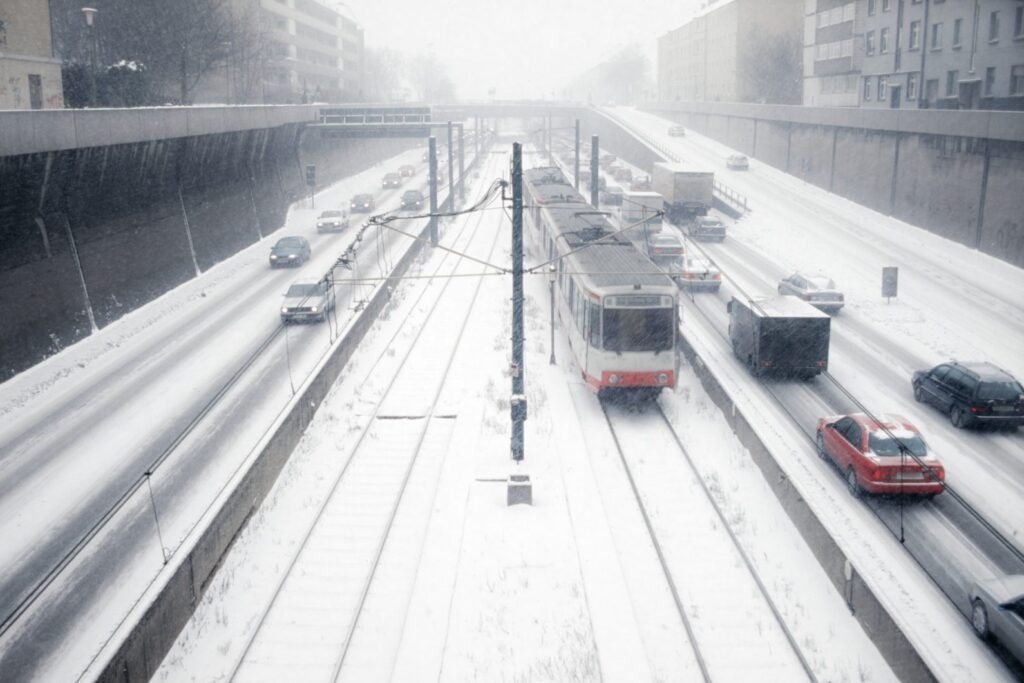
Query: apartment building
[
  {"left": 0, "top": 0, "right": 64, "bottom": 109},
  {"left": 257, "top": 0, "right": 363, "bottom": 103},
  {"left": 803, "top": 1, "right": 861, "bottom": 106},
  {"left": 658, "top": 0, "right": 804, "bottom": 103},
  {"left": 804, "top": 0, "right": 1024, "bottom": 109}
]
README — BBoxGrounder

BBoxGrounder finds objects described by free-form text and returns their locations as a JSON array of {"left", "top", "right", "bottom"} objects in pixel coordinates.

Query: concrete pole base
[{"left": 507, "top": 473, "right": 532, "bottom": 506}]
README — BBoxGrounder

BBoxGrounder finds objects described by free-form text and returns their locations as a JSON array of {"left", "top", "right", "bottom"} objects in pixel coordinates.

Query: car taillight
[
  {"left": 761, "top": 360, "right": 772, "bottom": 368},
  {"left": 712, "top": 273, "right": 721, "bottom": 280},
  {"left": 816, "top": 360, "right": 826, "bottom": 367},
  {"left": 871, "top": 467, "right": 883, "bottom": 481}
]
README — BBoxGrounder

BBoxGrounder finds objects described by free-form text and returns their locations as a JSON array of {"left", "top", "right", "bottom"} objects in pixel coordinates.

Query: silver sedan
[
  {"left": 777, "top": 273, "right": 845, "bottom": 313},
  {"left": 971, "top": 575, "right": 1024, "bottom": 665}
]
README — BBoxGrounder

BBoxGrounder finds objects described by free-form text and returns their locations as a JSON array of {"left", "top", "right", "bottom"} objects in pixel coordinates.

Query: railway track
[
  {"left": 224, "top": 151, "right": 507, "bottom": 682},
  {"left": 600, "top": 399, "right": 817, "bottom": 682}
]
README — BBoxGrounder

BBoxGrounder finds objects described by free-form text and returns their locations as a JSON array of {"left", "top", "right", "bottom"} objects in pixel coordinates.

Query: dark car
[
  {"left": 912, "top": 361, "right": 1024, "bottom": 429},
  {"left": 401, "top": 189, "right": 425, "bottom": 210},
  {"left": 399, "top": 164, "right": 416, "bottom": 177},
  {"left": 382, "top": 172, "right": 403, "bottom": 188},
  {"left": 350, "top": 193, "right": 375, "bottom": 212},
  {"left": 269, "top": 236, "right": 310, "bottom": 268}
]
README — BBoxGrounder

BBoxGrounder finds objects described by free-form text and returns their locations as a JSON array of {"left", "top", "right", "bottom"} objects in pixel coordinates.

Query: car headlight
[
  {"left": 310, "top": 306, "right": 319, "bottom": 313},
  {"left": 288, "top": 254, "right": 296, "bottom": 259},
  {"left": 281, "top": 307, "right": 289, "bottom": 314}
]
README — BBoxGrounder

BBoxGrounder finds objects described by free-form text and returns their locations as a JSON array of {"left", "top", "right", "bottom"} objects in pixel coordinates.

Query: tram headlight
[
  {"left": 608, "top": 374, "right": 620, "bottom": 385},
  {"left": 657, "top": 373, "right": 669, "bottom": 385}
]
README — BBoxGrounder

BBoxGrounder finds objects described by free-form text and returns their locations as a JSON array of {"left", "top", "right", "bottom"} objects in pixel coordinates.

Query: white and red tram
[{"left": 523, "top": 167, "right": 678, "bottom": 394}]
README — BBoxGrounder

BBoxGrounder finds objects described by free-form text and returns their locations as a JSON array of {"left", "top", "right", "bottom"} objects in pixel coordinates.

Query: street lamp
[
  {"left": 548, "top": 264, "right": 557, "bottom": 365},
  {"left": 81, "top": 7, "right": 98, "bottom": 107}
]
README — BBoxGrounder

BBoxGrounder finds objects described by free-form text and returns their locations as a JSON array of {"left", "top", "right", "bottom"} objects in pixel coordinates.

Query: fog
[{"left": 347, "top": 0, "right": 702, "bottom": 99}]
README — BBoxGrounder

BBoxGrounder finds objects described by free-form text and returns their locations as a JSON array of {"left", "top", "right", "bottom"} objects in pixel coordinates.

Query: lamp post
[
  {"left": 548, "top": 264, "right": 557, "bottom": 365},
  {"left": 82, "top": 7, "right": 98, "bottom": 107}
]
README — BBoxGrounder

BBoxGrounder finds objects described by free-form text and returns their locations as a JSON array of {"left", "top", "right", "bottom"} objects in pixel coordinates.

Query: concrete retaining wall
[
  {"left": 0, "top": 126, "right": 415, "bottom": 381},
  {"left": 645, "top": 101, "right": 1024, "bottom": 267}
]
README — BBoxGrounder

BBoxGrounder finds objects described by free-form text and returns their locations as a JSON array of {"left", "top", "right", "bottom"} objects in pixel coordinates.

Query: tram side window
[
  {"left": 579, "top": 295, "right": 587, "bottom": 336},
  {"left": 590, "top": 302, "right": 602, "bottom": 348}
]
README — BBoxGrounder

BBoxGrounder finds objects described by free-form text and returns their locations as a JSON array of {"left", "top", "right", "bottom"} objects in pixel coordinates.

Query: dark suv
[{"left": 912, "top": 361, "right": 1024, "bottom": 429}]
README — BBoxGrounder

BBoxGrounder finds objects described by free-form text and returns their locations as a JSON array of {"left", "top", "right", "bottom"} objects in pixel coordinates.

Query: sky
[{"left": 345, "top": 0, "right": 704, "bottom": 99}]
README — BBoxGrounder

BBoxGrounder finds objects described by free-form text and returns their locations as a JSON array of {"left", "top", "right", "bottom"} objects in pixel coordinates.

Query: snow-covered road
[{"left": 0, "top": 142, "right": 468, "bottom": 680}]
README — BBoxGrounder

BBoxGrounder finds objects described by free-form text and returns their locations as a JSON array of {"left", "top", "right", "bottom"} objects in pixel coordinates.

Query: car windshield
[
  {"left": 320, "top": 211, "right": 343, "bottom": 217},
  {"left": 977, "top": 380, "right": 1024, "bottom": 401},
  {"left": 686, "top": 258, "right": 711, "bottom": 270},
  {"left": 701, "top": 219, "right": 723, "bottom": 227},
  {"left": 652, "top": 236, "right": 681, "bottom": 247},
  {"left": 869, "top": 432, "right": 927, "bottom": 458},
  {"left": 286, "top": 283, "right": 323, "bottom": 297},
  {"left": 354, "top": 195, "right": 371, "bottom": 202},
  {"left": 275, "top": 237, "right": 302, "bottom": 248}
]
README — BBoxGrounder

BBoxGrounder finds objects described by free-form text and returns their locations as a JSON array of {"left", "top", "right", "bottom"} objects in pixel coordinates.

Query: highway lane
[{"left": 0, "top": 146, "right": 455, "bottom": 649}]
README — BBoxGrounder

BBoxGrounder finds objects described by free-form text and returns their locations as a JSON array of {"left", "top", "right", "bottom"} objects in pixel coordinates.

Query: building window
[
  {"left": 841, "top": 38, "right": 853, "bottom": 57},
  {"left": 880, "top": 27, "right": 890, "bottom": 53},
  {"left": 882, "top": 0, "right": 891, "bottom": 11},
  {"left": 931, "top": 22, "right": 942, "bottom": 50},
  {"left": 946, "top": 69, "right": 958, "bottom": 96},
  {"left": 1012, "top": 65, "right": 1024, "bottom": 96},
  {"left": 843, "top": 3, "right": 855, "bottom": 22},
  {"left": 1015, "top": 7, "right": 1023, "bottom": 38},
  {"left": 817, "top": 43, "right": 829, "bottom": 60},
  {"left": 868, "top": 0, "right": 876, "bottom": 15},
  {"left": 817, "top": 11, "right": 828, "bottom": 28},
  {"left": 984, "top": 67, "right": 996, "bottom": 96},
  {"left": 952, "top": 18, "right": 963, "bottom": 47},
  {"left": 925, "top": 78, "right": 939, "bottom": 101},
  {"left": 878, "top": 76, "right": 887, "bottom": 100},
  {"left": 829, "top": 41, "right": 841, "bottom": 59},
  {"left": 829, "top": 6, "right": 843, "bottom": 25},
  {"left": 909, "top": 21, "right": 921, "bottom": 49},
  {"left": 908, "top": 72, "right": 918, "bottom": 99},
  {"left": 866, "top": 31, "right": 876, "bottom": 55},
  {"left": 989, "top": 11, "right": 999, "bottom": 42},
  {"left": 864, "top": 76, "right": 873, "bottom": 101}
]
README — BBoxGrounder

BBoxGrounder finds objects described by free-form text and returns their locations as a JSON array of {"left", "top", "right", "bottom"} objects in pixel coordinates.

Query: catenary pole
[
  {"left": 428, "top": 135, "right": 438, "bottom": 245},
  {"left": 447, "top": 121, "right": 455, "bottom": 211},
  {"left": 590, "top": 135, "right": 600, "bottom": 207},
  {"left": 511, "top": 142, "right": 526, "bottom": 461},
  {"left": 574, "top": 119, "right": 581, "bottom": 190}
]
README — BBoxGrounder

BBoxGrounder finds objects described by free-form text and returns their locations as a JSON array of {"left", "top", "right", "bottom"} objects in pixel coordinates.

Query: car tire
[
  {"left": 913, "top": 384, "right": 926, "bottom": 403},
  {"left": 846, "top": 467, "right": 862, "bottom": 498},
  {"left": 971, "top": 600, "right": 990, "bottom": 640},
  {"left": 815, "top": 432, "right": 828, "bottom": 461},
  {"left": 951, "top": 405, "right": 967, "bottom": 429}
]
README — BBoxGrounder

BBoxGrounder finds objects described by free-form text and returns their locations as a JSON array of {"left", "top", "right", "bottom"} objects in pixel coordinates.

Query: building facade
[
  {"left": 805, "top": 0, "right": 1024, "bottom": 109},
  {"left": 658, "top": 0, "right": 804, "bottom": 104},
  {"left": 0, "top": 0, "right": 64, "bottom": 109},
  {"left": 257, "top": 0, "right": 363, "bottom": 103}
]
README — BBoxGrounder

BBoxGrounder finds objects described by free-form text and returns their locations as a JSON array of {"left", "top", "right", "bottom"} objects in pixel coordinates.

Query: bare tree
[
  {"left": 407, "top": 52, "right": 456, "bottom": 102},
  {"left": 739, "top": 29, "right": 802, "bottom": 104},
  {"left": 363, "top": 48, "right": 405, "bottom": 102}
]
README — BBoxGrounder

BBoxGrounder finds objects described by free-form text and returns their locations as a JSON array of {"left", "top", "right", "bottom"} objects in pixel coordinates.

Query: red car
[{"left": 815, "top": 413, "right": 945, "bottom": 497}]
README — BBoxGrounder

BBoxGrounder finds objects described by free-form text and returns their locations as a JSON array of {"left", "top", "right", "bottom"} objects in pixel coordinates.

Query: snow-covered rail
[
  {"left": 225, "top": 152, "right": 507, "bottom": 682},
  {"left": 600, "top": 401, "right": 817, "bottom": 682}
]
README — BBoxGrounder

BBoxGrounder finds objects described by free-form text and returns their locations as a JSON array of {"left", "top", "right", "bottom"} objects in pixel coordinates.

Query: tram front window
[{"left": 603, "top": 307, "right": 673, "bottom": 352}]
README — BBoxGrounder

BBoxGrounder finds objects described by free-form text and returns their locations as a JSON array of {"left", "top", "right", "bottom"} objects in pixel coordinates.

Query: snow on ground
[
  {"left": 157, "top": 143, "right": 900, "bottom": 682},
  {"left": 0, "top": 142, "right": 461, "bottom": 681}
]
